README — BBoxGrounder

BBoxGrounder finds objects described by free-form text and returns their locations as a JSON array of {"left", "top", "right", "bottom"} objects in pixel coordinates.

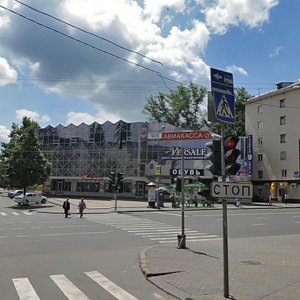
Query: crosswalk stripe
[
  {"left": 23, "top": 212, "right": 32, "bottom": 215},
  {"left": 0, "top": 212, "right": 7, "bottom": 216},
  {"left": 12, "top": 277, "right": 40, "bottom": 300},
  {"left": 85, "top": 271, "right": 138, "bottom": 300},
  {"left": 12, "top": 212, "right": 19, "bottom": 215},
  {"left": 50, "top": 274, "right": 89, "bottom": 300}
]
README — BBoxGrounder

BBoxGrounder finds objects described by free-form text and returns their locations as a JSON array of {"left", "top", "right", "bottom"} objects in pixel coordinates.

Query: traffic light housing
[
  {"left": 224, "top": 135, "right": 241, "bottom": 175},
  {"left": 109, "top": 172, "right": 116, "bottom": 184},
  {"left": 176, "top": 177, "right": 182, "bottom": 192},
  {"left": 117, "top": 172, "right": 124, "bottom": 185},
  {"left": 205, "top": 140, "right": 222, "bottom": 176}
]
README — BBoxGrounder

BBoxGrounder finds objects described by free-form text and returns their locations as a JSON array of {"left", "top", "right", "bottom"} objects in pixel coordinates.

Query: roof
[{"left": 245, "top": 80, "right": 300, "bottom": 105}]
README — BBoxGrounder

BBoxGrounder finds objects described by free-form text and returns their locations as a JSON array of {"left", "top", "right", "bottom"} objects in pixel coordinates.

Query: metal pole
[
  {"left": 178, "top": 147, "right": 186, "bottom": 249},
  {"left": 221, "top": 124, "right": 229, "bottom": 298}
]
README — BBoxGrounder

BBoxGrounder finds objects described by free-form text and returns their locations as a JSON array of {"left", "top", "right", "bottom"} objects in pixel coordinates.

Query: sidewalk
[
  {"left": 140, "top": 234, "right": 300, "bottom": 300},
  {"left": 45, "top": 197, "right": 300, "bottom": 214}
]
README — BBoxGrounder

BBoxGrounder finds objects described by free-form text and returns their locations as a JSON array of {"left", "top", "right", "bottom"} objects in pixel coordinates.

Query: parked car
[
  {"left": 14, "top": 193, "right": 47, "bottom": 205},
  {"left": 8, "top": 189, "right": 23, "bottom": 199}
]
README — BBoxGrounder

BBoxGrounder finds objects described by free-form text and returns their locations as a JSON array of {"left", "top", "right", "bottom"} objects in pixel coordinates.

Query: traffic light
[
  {"left": 223, "top": 135, "right": 241, "bottom": 175},
  {"left": 205, "top": 140, "right": 222, "bottom": 176},
  {"left": 117, "top": 172, "right": 124, "bottom": 184},
  {"left": 109, "top": 171, "right": 116, "bottom": 184}
]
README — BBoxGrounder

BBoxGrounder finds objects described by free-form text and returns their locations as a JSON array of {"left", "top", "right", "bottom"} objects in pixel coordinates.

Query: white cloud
[
  {"left": 203, "top": 0, "right": 279, "bottom": 34},
  {"left": 66, "top": 106, "right": 122, "bottom": 126},
  {"left": 0, "top": 125, "right": 10, "bottom": 143},
  {"left": 0, "top": 57, "right": 17, "bottom": 86},
  {"left": 269, "top": 46, "right": 283, "bottom": 58},
  {"left": 143, "top": 0, "right": 186, "bottom": 22},
  {"left": 226, "top": 65, "right": 248, "bottom": 76},
  {"left": 16, "top": 109, "right": 50, "bottom": 125}
]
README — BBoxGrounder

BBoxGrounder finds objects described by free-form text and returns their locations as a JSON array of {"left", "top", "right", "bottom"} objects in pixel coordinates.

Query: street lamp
[{"left": 156, "top": 125, "right": 165, "bottom": 208}]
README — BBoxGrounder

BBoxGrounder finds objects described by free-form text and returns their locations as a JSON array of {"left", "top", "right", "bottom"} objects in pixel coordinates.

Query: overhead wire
[
  {"left": 0, "top": 4, "right": 187, "bottom": 88},
  {"left": 12, "top": 0, "right": 164, "bottom": 67}
]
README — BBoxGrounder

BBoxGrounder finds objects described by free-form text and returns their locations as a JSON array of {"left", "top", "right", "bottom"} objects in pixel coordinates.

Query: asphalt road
[
  {"left": 2, "top": 195, "right": 300, "bottom": 299},
  {"left": 0, "top": 196, "right": 175, "bottom": 300}
]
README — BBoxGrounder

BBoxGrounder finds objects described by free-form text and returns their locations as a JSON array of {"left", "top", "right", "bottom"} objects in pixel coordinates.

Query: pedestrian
[
  {"left": 235, "top": 198, "right": 241, "bottom": 207},
  {"left": 63, "top": 198, "right": 70, "bottom": 218},
  {"left": 78, "top": 198, "right": 86, "bottom": 218},
  {"left": 284, "top": 193, "right": 289, "bottom": 205}
]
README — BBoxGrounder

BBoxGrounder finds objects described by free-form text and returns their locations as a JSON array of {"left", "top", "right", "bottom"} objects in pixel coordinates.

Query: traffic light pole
[
  {"left": 178, "top": 147, "right": 186, "bottom": 249},
  {"left": 221, "top": 124, "right": 230, "bottom": 298}
]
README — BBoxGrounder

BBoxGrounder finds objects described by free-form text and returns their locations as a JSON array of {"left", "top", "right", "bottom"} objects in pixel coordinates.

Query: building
[
  {"left": 245, "top": 80, "right": 300, "bottom": 202},
  {"left": 37, "top": 121, "right": 212, "bottom": 198}
]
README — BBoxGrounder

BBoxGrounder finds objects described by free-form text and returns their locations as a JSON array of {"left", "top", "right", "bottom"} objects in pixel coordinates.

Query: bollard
[{"left": 177, "top": 234, "right": 186, "bottom": 249}]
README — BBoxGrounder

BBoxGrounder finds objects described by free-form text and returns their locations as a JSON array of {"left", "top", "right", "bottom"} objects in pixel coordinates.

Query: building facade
[
  {"left": 37, "top": 120, "right": 212, "bottom": 199},
  {"left": 245, "top": 81, "right": 300, "bottom": 202}
]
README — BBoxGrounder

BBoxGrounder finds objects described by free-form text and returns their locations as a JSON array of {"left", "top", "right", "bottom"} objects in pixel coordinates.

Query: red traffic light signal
[{"left": 224, "top": 135, "right": 241, "bottom": 175}]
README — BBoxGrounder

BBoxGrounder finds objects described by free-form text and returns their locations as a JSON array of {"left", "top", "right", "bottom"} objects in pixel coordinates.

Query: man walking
[
  {"left": 63, "top": 198, "right": 70, "bottom": 218},
  {"left": 78, "top": 198, "right": 86, "bottom": 218}
]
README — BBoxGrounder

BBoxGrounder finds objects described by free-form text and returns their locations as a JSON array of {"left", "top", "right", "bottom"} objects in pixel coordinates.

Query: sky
[{"left": 0, "top": 0, "right": 299, "bottom": 143}]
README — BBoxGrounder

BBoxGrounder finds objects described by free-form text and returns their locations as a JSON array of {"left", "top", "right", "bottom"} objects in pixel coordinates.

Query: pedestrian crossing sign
[
  {"left": 210, "top": 67, "right": 235, "bottom": 124},
  {"left": 213, "top": 92, "right": 235, "bottom": 123}
]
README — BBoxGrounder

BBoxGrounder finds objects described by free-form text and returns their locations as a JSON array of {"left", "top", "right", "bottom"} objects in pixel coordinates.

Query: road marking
[
  {"left": 128, "top": 228, "right": 186, "bottom": 233},
  {"left": 85, "top": 271, "right": 138, "bottom": 300},
  {"left": 0, "top": 212, "right": 7, "bottom": 216},
  {"left": 0, "top": 236, "right": 7, "bottom": 238},
  {"left": 23, "top": 212, "right": 33, "bottom": 215},
  {"left": 40, "top": 231, "right": 111, "bottom": 237},
  {"left": 137, "top": 230, "right": 200, "bottom": 236},
  {"left": 16, "top": 235, "right": 31, "bottom": 238},
  {"left": 159, "top": 237, "right": 222, "bottom": 243},
  {"left": 150, "top": 235, "right": 219, "bottom": 241},
  {"left": 11, "top": 227, "right": 23, "bottom": 230},
  {"left": 12, "top": 212, "right": 19, "bottom": 215},
  {"left": 252, "top": 223, "right": 265, "bottom": 226},
  {"left": 47, "top": 225, "right": 92, "bottom": 229},
  {"left": 12, "top": 277, "right": 40, "bottom": 300},
  {"left": 50, "top": 274, "right": 89, "bottom": 300}
]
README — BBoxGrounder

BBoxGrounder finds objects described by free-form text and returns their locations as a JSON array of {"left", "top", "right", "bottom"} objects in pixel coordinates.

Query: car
[
  {"left": 8, "top": 189, "right": 23, "bottom": 199},
  {"left": 14, "top": 193, "right": 47, "bottom": 205}
]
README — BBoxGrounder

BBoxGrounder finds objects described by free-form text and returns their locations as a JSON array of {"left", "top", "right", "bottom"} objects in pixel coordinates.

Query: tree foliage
[
  {"left": 143, "top": 82, "right": 207, "bottom": 129},
  {"left": 1, "top": 117, "right": 52, "bottom": 192},
  {"left": 210, "top": 87, "right": 253, "bottom": 136}
]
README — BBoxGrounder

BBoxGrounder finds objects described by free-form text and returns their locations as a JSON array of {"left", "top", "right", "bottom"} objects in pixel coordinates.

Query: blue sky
[{"left": 0, "top": 0, "right": 299, "bottom": 143}]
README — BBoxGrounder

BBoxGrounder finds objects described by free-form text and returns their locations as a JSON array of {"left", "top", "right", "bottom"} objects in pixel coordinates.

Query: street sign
[
  {"left": 211, "top": 182, "right": 253, "bottom": 199},
  {"left": 161, "top": 130, "right": 212, "bottom": 141},
  {"left": 210, "top": 68, "right": 235, "bottom": 124}
]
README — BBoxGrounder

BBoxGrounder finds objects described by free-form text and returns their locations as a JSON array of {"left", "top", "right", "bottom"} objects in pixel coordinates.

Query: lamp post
[{"left": 156, "top": 125, "right": 165, "bottom": 208}]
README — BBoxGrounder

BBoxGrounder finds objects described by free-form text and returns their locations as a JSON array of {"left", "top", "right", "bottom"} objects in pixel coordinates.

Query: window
[
  {"left": 280, "top": 134, "right": 287, "bottom": 143},
  {"left": 257, "top": 121, "right": 263, "bottom": 130},
  {"left": 258, "top": 170, "right": 263, "bottom": 179},
  {"left": 257, "top": 154, "right": 263, "bottom": 162},
  {"left": 257, "top": 104, "right": 263, "bottom": 114},
  {"left": 280, "top": 116, "right": 286, "bottom": 125},
  {"left": 281, "top": 170, "right": 287, "bottom": 178},
  {"left": 280, "top": 151, "right": 287, "bottom": 160},
  {"left": 280, "top": 99, "right": 286, "bottom": 108},
  {"left": 257, "top": 138, "right": 263, "bottom": 147}
]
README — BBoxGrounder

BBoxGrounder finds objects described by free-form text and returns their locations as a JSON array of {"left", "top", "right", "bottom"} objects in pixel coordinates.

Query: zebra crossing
[
  {"left": 0, "top": 211, "right": 34, "bottom": 216},
  {"left": 12, "top": 270, "right": 138, "bottom": 300},
  {"left": 94, "top": 214, "right": 221, "bottom": 244}
]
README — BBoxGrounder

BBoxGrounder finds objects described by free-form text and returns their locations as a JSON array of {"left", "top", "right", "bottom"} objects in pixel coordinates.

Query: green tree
[
  {"left": 1, "top": 117, "right": 52, "bottom": 193},
  {"left": 210, "top": 87, "right": 253, "bottom": 136},
  {"left": 143, "top": 82, "right": 207, "bottom": 129}
]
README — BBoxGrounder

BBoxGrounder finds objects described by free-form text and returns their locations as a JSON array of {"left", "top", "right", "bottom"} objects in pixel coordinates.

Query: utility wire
[
  {"left": 0, "top": 5, "right": 186, "bottom": 87},
  {"left": 12, "top": 0, "right": 164, "bottom": 67},
  {"left": 13, "top": 0, "right": 207, "bottom": 82}
]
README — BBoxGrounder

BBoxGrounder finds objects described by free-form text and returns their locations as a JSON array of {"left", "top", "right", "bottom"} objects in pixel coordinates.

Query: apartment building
[{"left": 245, "top": 81, "right": 300, "bottom": 202}]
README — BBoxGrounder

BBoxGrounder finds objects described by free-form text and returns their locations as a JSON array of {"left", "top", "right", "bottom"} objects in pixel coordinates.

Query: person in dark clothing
[
  {"left": 78, "top": 198, "right": 86, "bottom": 218},
  {"left": 63, "top": 198, "right": 70, "bottom": 218}
]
